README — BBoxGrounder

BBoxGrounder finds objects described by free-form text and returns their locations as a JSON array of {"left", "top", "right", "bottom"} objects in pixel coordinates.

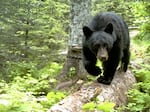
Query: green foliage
[
  {"left": 82, "top": 102, "right": 96, "bottom": 111},
  {"left": 97, "top": 102, "right": 115, "bottom": 112},
  {"left": 82, "top": 101, "right": 115, "bottom": 112},
  {"left": 134, "top": 68, "right": 150, "bottom": 83},
  {"left": 5, "top": 61, "right": 60, "bottom": 94},
  {"left": 6, "top": 62, "right": 62, "bottom": 95},
  {"left": 0, "top": 61, "right": 65, "bottom": 112},
  {"left": 41, "top": 91, "right": 66, "bottom": 108},
  {"left": 0, "top": 0, "right": 69, "bottom": 78},
  {"left": 127, "top": 89, "right": 150, "bottom": 112},
  {"left": 6, "top": 61, "right": 38, "bottom": 81},
  {"left": 39, "top": 62, "right": 62, "bottom": 78},
  {"left": 0, "top": 81, "right": 45, "bottom": 112},
  {"left": 132, "top": 1, "right": 150, "bottom": 40},
  {"left": 137, "top": 23, "right": 150, "bottom": 40},
  {"left": 0, "top": 81, "right": 67, "bottom": 112},
  {"left": 126, "top": 33, "right": 150, "bottom": 111},
  {"left": 92, "top": 0, "right": 136, "bottom": 26}
]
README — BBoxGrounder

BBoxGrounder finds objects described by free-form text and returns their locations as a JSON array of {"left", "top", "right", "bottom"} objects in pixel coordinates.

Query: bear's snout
[{"left": 97, "top": 48, "right": 108, "bottom": 62}]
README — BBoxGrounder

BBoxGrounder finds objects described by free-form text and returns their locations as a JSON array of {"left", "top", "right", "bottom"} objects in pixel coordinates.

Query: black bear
[{"left": 82, "top": 12, "right": 130, "bottom": 85}]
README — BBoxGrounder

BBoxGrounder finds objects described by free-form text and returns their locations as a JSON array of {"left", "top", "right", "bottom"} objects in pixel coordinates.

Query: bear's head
[{"left": 83, "top": 23, "right": 114, "bottom": 62}]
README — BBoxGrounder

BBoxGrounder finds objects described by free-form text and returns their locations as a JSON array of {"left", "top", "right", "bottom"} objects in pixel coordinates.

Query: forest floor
[{"left": 130, "top": 30, "right": 139, "bottom": 38}]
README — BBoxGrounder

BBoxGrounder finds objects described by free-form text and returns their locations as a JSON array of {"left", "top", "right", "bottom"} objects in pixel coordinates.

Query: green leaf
[
  {"left": 97, "top": 102, "right": 115, "bottom": 112},
  {"left": 82, "top": 102, "right": 96, "bottom": 111}
]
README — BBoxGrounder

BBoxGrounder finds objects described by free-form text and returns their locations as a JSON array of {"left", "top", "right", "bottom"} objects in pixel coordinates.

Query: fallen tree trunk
[{"left": 48, "top": 70, "right": 136, "bottom": 112}]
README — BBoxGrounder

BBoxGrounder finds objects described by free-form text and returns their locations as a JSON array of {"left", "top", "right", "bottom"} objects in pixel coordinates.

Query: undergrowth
[
  {"left": 0, "top": 62, "right": 67, "bottom": 112},
  {"left": 126, "top": 38, "right": 150, "bottom": 112}
]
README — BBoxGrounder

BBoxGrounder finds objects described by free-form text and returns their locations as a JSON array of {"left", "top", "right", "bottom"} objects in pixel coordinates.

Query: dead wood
[
  {"left": 56, "top": 76, "right": 80, "bottom": 90},
  {"left": 56, "top": 48, "right": 88, "bottom": 90},
  {"left": 48, "top": 70, "right": 136, "bottom": 112}
]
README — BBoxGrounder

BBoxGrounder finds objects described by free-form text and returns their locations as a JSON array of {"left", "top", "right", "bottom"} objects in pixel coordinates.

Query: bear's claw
[{"left": 97, "top": 76, "right": 112, "bottom": 85}]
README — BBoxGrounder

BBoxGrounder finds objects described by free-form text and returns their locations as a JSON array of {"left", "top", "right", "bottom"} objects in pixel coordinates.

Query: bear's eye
[
  {"left": 94, "top": 44, "right": 100, "bottom": 48},
  {"left": 103, "top": 43, "right": 109, "bottom": 51},
  {"left": 93, "top": 46, "right": 98, "bottom": 52},
  {"left": 91, "top": 44, "right": 99, "bottom": 54},
  {"left": 103, "top": 43, "right": 107, "bottom": 47}
]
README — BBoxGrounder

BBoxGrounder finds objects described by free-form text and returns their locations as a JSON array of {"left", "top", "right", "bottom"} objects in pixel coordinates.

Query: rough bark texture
[
  {"left": 56, "top": 48, "right": 87, "bottom": 89},
  {"left": 56, "top": 0, "right": 91, "bottom": 89},
  {"left": 48, "top": 70, "right": 136, "bottom": 112},
  {"left": 69, "top": 0, "right": 91, "bottom": 47}
]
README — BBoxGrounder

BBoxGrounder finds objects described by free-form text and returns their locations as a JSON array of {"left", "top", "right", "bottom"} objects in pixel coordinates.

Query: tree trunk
[
  {"left": 24, "top": 6, "right": 30, "bottom": 59},
  {"left": 49, "top": 70, "right": 136, "bottom": 112},
  {"left": 56, "top": 0, "right": 91, "bottom": 89}
]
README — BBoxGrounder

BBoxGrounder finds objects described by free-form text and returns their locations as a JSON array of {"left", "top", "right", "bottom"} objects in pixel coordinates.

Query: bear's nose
[
  {"left": 97, "top": 54, "right": 107, "bottom": 62},
  {"left": 100, "top": 56, "right": 107, "bottom": 61}
]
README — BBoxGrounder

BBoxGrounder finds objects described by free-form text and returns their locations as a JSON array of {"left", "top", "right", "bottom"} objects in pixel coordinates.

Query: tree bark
[
  {"left": 56, "top": 0, "right": 91, "bottom": 89},
  {"left": 48, "top": 70, "right": 136, "bottom": 112}
]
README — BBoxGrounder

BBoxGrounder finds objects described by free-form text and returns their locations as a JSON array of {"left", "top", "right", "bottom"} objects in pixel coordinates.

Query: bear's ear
[
  {"left": 83, "top": 26, "right": 93, "bottom": 39},
  {"left": 104, "top": 23, "right": 113, "bottom": 34}
]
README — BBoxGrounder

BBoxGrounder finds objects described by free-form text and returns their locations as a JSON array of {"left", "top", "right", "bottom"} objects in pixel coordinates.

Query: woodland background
[{"left": 0, "top": 0, "right": 150, "bottom": 112}]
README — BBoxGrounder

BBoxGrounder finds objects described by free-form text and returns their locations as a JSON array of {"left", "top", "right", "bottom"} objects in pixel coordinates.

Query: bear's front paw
[
  {"left": 94, "top": 66, "right": 102, "bottom": 74},
  {"left": 97, "top": 76, "right": 112, "bottom": 85},
  {"left": 85, "top": 65, "right": 101, "bottom": 76},
  {"left": 90, "top": 66, "right": 101, "bottom": 76}
]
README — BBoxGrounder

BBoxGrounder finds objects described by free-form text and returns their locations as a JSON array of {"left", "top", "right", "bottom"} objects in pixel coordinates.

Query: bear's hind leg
[{"left": 121, "top": 49, "right": 130, "bottom": 72}]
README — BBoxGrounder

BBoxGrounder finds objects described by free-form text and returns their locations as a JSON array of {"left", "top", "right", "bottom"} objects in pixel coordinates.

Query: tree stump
[
  {"left": 48, "top": 70, "right": 136, "bottom": 112},
  {"left": 56, "top": 46, "right": 88, "bottom": 89}
]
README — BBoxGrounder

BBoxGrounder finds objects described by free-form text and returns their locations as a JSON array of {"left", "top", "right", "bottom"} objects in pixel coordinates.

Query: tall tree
[
  {"left": 0, "top": 0, "right": 69, "bottom": 80},
  {"left": 56, "top": 0, "right": 91, "bottom": 89}
]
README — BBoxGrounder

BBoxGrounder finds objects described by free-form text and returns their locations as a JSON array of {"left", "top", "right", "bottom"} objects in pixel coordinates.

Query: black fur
[{"left": 82, "top": 12, "right": 130, "bottom": 85}]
